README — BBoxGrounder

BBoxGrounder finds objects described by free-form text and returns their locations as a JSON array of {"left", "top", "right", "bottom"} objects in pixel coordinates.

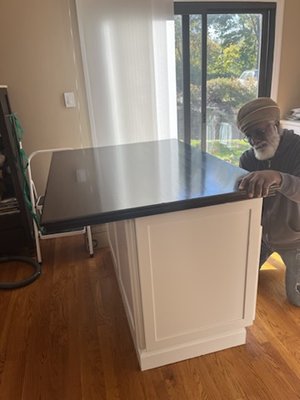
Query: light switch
[{"left": 64, "top": 92, "right": 76, "bottom": 108}]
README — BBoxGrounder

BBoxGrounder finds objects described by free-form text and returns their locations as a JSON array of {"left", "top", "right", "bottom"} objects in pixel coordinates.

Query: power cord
[{"left": 0, "top": 256, "right": 41, "bottom": 289}]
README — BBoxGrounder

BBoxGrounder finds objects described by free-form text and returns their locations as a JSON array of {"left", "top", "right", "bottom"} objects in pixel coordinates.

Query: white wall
[{"left": 0, "top": 0, "right": 92, "bottom": 191}]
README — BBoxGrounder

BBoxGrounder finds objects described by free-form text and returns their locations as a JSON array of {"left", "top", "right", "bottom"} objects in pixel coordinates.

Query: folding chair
[{"left": 27, "top": 148, "right": 94, "bottom": 263}]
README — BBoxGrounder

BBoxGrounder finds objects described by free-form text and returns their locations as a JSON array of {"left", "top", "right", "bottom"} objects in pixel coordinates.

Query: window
[{"left": 174, "top": 2, "right": 276, "bottom": 165}]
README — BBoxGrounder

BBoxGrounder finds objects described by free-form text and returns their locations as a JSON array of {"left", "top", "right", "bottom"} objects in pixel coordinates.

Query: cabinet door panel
[{"left": 135, "top": 199, "right": 262, "bottom": 351}]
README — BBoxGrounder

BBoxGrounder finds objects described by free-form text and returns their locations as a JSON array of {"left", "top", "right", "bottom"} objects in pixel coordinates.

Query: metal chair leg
[
  {"left": 86, "top": 226, "right": 94, "bottom": 256},
  {"left": 33, "top": 220, "right": 42, "bottom": 263}
]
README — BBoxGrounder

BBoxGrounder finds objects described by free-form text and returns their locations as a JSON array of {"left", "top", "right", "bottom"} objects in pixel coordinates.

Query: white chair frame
[{"left": 27, "top": 148, "right": 93, "bottom": 263}]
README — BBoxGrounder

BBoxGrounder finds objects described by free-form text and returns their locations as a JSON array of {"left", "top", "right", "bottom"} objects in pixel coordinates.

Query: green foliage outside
[
  {"left": 175, "top": 14, "right": 261, "bottom": 92},
  {"left": 207, "top": 78, "right": 256, "bottom": 113},
  {"left": 191, "top": 139, "right": 250, "bottom": 167},
  {"left": 175, "top": 13, "right": 261, "bottom": 163},
  {"left": 190, "top": 77, "right": 256, "bottom": 113}
]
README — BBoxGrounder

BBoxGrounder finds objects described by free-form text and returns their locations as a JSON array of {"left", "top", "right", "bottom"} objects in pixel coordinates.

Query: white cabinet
[
  {"left": 281, "top": 119, "right": 300, "bottom": 134},
  {"left": 108, "top": 198, "right": 262, "bottom": 370}
]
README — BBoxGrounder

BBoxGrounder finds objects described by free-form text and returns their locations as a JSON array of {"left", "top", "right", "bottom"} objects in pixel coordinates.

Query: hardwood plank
[{"left": 0, "top": 237, "right": 300, "bottom": 400}]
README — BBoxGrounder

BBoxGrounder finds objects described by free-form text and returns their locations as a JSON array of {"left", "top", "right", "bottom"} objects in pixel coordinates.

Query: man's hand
[{"left": 238, "top": 170, "right": 282, "bottom": 198}]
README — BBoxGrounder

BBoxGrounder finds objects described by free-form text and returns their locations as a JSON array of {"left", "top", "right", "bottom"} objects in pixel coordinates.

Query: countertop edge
[{"left": 42, "top": 191, "right": 251, "bottom": 232}]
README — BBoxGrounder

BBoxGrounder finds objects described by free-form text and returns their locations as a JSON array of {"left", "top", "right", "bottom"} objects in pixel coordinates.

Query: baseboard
[{"left": 138, "top": 328, "right": 246, "bottom": 370}]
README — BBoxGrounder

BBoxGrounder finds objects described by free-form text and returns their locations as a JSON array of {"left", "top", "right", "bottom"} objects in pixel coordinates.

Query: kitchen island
[{"left": 42, "top": 139, "right": 262, "bottom": 370}]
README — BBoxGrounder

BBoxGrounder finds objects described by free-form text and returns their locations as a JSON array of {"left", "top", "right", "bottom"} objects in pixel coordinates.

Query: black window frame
[{"left": 174, "top": 2, "right": 276, "bottom": 148}]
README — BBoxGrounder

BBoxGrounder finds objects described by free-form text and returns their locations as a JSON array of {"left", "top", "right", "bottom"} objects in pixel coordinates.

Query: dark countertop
[{"left": 41, "top": 139, "right": 250, "bottom": 231}]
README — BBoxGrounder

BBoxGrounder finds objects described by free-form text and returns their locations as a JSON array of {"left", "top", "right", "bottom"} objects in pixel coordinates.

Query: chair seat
[{"left": 40, "top": 226, "right": 86, "bottom": 238}]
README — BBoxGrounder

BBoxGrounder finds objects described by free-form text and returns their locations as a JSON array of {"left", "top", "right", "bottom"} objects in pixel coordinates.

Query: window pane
[
  {"left": 206, "top": 13, "right": 262, "bottom": 165},
  {"left": 175, "top": 15, "right": 184, "bottom": 142},
  {"left": 190, "top": 15, "right": 202, "bottom": 148},
  {"left": 174, "top": 2, "right": 275, "bottom": 165}
]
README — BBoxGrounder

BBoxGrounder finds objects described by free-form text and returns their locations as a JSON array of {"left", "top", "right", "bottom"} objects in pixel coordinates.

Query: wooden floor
[{"left": 0, "top": 237, "right": 300, "bottom": 400}]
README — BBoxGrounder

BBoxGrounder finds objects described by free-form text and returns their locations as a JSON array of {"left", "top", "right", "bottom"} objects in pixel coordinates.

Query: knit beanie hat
[{"left": 237, "top": 97, "right": 280, "bottom": 133}]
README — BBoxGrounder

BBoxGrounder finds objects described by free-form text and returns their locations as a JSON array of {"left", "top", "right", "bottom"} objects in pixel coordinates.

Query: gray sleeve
[
  {"left": 239, "top": 152, "right": 252, "bottom": 172},
  {"left": 278, "top": 172, "right": 300, "bottom": 203}
]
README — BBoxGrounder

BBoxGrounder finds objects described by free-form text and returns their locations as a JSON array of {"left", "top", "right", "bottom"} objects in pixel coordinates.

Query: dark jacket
[{"left": 240, "top": 130, "right": 300, "bottom": 250}]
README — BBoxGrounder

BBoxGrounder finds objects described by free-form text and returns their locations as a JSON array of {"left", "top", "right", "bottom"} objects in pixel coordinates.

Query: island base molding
[
  {"left": 108, "top": 199, "right": 262, "bottom": 370},
  {"left": 138, "top": 328, "right": 246, "bottom": 370}
]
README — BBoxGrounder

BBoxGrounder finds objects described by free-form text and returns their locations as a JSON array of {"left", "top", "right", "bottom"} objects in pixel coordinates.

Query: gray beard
[{"left": 254, "top": 133, "right": 280, "bottom": 161}]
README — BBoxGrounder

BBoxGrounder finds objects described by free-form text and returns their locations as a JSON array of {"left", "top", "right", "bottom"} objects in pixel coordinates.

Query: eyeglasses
[{"left": 243, "top": 124, "right": 274, "bottom": 144}]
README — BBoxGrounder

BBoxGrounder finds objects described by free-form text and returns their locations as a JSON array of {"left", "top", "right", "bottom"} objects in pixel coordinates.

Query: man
[{"left": 237, "top": 97, "right": 300, "bottom": 306}]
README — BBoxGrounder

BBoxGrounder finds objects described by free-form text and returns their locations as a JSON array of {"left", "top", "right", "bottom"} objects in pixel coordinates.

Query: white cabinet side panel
[
  {"left": 107, "top": 222, "right": 120, "bottom": 277},
  {"left": 135, "top": 199, "right": 262, "bottom": 351},
  {"left": 108, "top": 220, "right": 146, "bottom": 353},
  {"left": 114, "top": 221, "right": 135, "bottom": 326}
]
